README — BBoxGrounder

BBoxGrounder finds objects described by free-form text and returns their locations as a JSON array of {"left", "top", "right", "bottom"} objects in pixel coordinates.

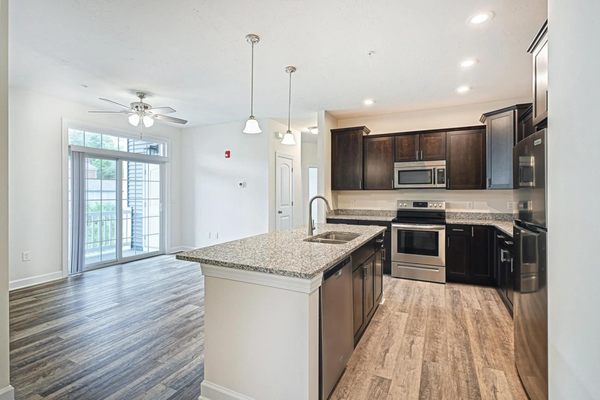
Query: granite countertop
[
  {"left": 445, "top": 212, "right": 514, "bottom": 237},
  {"left": 327, "top": 209, "right": 396, "bottom": 222},
  {"left": 176, "top": 223, "right": 386, "bottom": 280}
]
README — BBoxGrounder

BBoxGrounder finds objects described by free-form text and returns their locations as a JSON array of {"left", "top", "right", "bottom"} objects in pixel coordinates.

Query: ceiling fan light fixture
[
  {"left": 281, "top": 130, "right": 296, "bottom": 145},
  {"left": 143, "top": 115, "right": 155, "bottom": 128},
  {"left": 243, "top": 116, "right": 262, "bottom": 134},
  {"left": 243, "top": 33, "right": 262, "bottom": 135},
  {"left": 128, "top": 113, "right": 140, "bottom": 127}
]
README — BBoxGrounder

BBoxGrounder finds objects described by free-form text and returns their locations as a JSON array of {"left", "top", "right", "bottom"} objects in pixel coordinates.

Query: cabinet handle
[
  {"left": 420, "top": 150, "right": 423, "bottom": 160},
  {"left": 447, "top": 237, "right": 450, "bottom": 247},
  {"left": 510, "top": 259, "right": 514, "bottom": 273},
  {"left": 415, "top": 150, "right": 419, "bottom": 160},
  {"left": 452, "top": 228, "right": 464, "bottom": 232},
  {"left": 488, "top": 177, "right": 492, "bottom": 188},
  {"left": 472, "top": 226, "right": 474, "bottom": 237}
]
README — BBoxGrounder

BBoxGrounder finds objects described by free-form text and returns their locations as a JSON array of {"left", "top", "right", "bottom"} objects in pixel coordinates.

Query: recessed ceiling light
[
  {"left": 460, "top": 58, "right": 478, "bottom": 68},
  {"left": 363, "top": 99, "right": 375, "bottom": 106},
  {"left": 456, "top": 85, "right": 471, "bottom": 94},
  {"left": 469, "top": 11, "right": 494, "bottom": 25}
]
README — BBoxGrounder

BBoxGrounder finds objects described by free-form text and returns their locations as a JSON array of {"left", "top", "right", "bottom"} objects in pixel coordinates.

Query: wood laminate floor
[
  {"left": 10, "top": 255, "right": 525, "bottom": 400},
  {"left": 331, "top": 277, "right": 527, "bottom": 400},
  {"left": 10, "top": 255, "right": 204, "bottom": 400}
]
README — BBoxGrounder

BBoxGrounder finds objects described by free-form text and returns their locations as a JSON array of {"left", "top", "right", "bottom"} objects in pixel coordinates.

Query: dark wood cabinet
[
  {"left": 394, "top": 134, "right": 419, "bottom": 162},
  {"left": 446, "top": 225, "right": 493, "bottom": 285},
  {"left": 446, "top": 226, "right": 470, "bottom": 282},
  {"left": 394, "top": 131, "right": 446, "bottom": 162},
  {"left": 495, "top": 230, "right": 515, "bottom": 316},
  {"left": 374, "top": 247, "right": 383, "bottom": 305},
  {"left": 446, "top": 128, "right": 486, "bottom": 190},
  {"left": 362, "top": 257, "right": 375, "bottom": 324},
  {"left": 518, "top": 105, "right": 534, "bottom": 142},
  {"left": 480, "top": 104, "right": 532, "bottom": 189},
  {"left": 528, "top": 21, "right": 548, "bottom": 128},
  {"left": 363, "top": 135, "right": 394, "bottom": 190},
  {"left": 331, "top": 126, "right": 370, "bottom": 190},
  {"left": 352, "top": 265, "right": 364, "bottom": 337},
  {"left": 420, "top": 131, "right": 446, "bottom": 160}
]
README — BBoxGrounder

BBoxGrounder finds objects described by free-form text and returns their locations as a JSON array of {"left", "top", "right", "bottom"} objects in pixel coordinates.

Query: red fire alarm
[{"left": 225, "top": 150, "right": 231, "bottom": 158}]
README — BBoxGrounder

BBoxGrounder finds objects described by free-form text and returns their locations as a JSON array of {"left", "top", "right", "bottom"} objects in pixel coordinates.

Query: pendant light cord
[
  {"left": 287, "top": 69, "right": 292, "bottom": 132},
  {"left": 250, "top": 42, "right": 255, "bottom": 117}
]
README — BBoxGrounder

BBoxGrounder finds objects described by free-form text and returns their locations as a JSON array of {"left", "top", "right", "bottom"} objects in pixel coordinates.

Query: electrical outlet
[
  {"left": 21, "top": 251, "right": 31, "bottom": 262},
  {"left": 466, "top": 201, "right": 474, "bottom": 209},
  {"left": 507, "top": 201, "right": 516, "bottom": 210}
]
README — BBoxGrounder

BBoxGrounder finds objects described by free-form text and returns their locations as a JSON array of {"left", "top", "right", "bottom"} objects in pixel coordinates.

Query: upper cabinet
[
  {"left": 363, "top": 135, "right": 394, "bottom": 190},
  {"left": 394, "top": 131, "right": 446, "bottom": 162},
  {"left": 331, "top": 126, "right": 370, "bottom": 190},
  {"left": 528, "top": 21, "right": 548, "bottom": 128},
  {"left": 480, "top": 104, "right": 533, "bottom": 189},
  {"left": 446, "top": 128, "right": 486, "bottom": 190}
]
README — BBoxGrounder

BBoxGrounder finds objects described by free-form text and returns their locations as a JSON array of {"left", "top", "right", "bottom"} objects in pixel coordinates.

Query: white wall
[
  {"left": 8, "top": 87, "right": 183, "bottom": 289},
  {"left": 179, "top": 119, "right": 304, "bottom": 248},
  {"left": 547, "top": 2, "right": 600, "bottom": 399},
  {"left": 327, "top": 98, "right": 529, "bottom": 213},
  {"left": 179, "top": 121, "right": 270, "bottom": 248},
  {"left": 0, "top": 0, "right": 13, "bottom": 397},
  {"left": 316, "top": 111, "right": 337, "bottom": 221},
  {"left": 301, "top": 136, "right": 318, "bottom": 222}
]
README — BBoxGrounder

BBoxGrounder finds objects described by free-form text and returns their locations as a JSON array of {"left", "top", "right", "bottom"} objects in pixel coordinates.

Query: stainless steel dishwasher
[{"left": 320, "top": 257, "right": 353, "bottom": 400}]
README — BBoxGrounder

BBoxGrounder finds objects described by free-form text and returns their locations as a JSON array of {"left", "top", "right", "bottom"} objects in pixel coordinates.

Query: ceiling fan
[{"left": 89, "top": 92, "right": 188, "bottom": 127}]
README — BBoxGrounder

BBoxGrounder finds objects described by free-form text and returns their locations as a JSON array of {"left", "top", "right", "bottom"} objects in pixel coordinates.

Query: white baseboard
[
  {"left": 200, "top": 380, "right": 254, "bottom": 400},
  {"left": 9, "top": 271, "right": 64, "bottom": 291},
  {"left": 0, "top": 385, "right": 14, "bottom": 400},
  {"left": 168, "top": 246, "right": 195, "bottom": 254}
]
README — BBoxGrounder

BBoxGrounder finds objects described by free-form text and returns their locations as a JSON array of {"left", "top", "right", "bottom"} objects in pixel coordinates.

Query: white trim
[
  {"left": 9, "top": 271, "right": 63, "bottom": 291},
  {"left": 0, "top": 385, "right": 14, "bottom": 400},
  {"left": 69, "top": 145, "right": 169, "bottom": 163},
  {"left": 200, "top": 263, "right": 322, "bottom": 294},
  {"left": 168, "top": 246, "right": 195, "bottom": 254},
  {"left": 200, "top": 380, "right": 254, "bottom": 400}
]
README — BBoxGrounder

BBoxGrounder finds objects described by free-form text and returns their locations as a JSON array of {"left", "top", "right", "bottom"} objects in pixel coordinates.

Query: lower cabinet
[
  {"left": 351, "top": 235, "right": 384, "bottom": 345},
  {"left": 446, "top": 225, "right": 494, "bottom": 285},
  {"left": 495, "top": 230, "right": 515, "bottom": 316}
]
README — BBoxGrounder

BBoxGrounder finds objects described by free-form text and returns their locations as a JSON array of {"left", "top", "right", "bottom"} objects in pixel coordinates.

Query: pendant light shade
[
  {"left": 243, "top": 116, "right": 261, "bottom": 134},
  {"left": 243, "top": 34, "right": 262, "bottom": 134},
  {"left": 282, "top": 65, "right": 297, "bottom": 146},
  {"left": 142, "top": 115, "right": 155, "bottom": 128}
]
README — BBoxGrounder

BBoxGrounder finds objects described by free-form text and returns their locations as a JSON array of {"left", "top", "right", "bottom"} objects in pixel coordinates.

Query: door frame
[{"left": 275, "top": 152, "right": 294, "bottom": 231}]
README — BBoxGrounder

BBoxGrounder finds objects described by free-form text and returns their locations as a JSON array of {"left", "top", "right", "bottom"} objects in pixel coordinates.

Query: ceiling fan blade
[
  {"left": 99, "top": 97, "right": 131, "bottom": 109},
  {"left": 88, "top": 110, "right": 131, "bottom": 114},
  {"left": 149, "top": 106, "right": 176, "bottom": 114},
  {"left": 154, "top": 114, "right": 188, "bottom": 125}
]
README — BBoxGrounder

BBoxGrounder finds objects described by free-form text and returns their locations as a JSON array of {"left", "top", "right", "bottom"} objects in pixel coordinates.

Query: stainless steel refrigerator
[{"left": 513, "top": 128, "right": 548, "bottom": 400}]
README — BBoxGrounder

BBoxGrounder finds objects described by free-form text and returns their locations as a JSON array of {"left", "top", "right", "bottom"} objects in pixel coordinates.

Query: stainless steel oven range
[{"left": 391, "top": 200, "right": 446, "bottom": 283}]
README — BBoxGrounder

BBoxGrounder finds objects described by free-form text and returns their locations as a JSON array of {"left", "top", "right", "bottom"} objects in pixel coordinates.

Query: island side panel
[{"left": 201, "top": 270, "right": 320, "bottom": 400}]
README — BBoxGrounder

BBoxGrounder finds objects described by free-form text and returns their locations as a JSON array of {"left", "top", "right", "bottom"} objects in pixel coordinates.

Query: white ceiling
[{"left": 9, "top": 0, "right": 546, "bottom": 128}]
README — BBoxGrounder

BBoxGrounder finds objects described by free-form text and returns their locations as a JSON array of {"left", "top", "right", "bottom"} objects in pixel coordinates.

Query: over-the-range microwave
[{"left": 393, "top": 160, "right": 446, "bottom": 189}]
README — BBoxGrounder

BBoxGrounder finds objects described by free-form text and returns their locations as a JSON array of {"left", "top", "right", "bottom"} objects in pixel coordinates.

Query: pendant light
[
  {"left": 243, "top": 34, "right": 262, "bottom": 134},
  {"left": 281, "top": 66, "right": 297, "bottom": 145}
]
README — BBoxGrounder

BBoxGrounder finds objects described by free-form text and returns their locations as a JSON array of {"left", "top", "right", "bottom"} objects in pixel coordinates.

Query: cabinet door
[
  {"left": 331, "top": 128, "right": 364, "bottom": 190},
  {"left": 518, "top": 107, "right": 534, "bottom": 142},
  {"left": 363, "top": 257, "right": 375, "bottom": 322},
  {"left": 470, "top": 226, "right": 493, "bottom": 285},
  {"left": 533, "top": 35, "right": 548, "bottom": 126},
  {"left": 394, "top": 134, "right": 419, "bottom": 162},
  {"left": 446, "top": 226, "right": 470, "bottom": 282},
  {"left": 327, "top": 219, "right": 360, "bottom": 225},
  {"left": 419, "top": 132, "right": 446, "bottom": 161},
  {"left": 374, "top": 249, "right": 383, "bottom": 304},
  {"left": 446, "top": 129, "right": 486, "bottom": 190},
  {"left": 363, "top": 136, "right": 394, "bottom": 190},
  {"left": 352, "top": 266, "right": 364, "bottom": 337},
  {"left": 486, "top": 110, "right": 515, "bottom": 189}
]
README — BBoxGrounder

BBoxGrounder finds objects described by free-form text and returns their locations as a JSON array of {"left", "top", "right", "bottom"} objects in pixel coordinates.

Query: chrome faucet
[{"left": 308, "top": 195, "right": 332, "bottom": 236}]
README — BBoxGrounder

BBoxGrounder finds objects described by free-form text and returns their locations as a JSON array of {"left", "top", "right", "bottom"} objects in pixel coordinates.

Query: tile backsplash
[{"left": 333, "top": 189, "right": 515, "bottom": 213}]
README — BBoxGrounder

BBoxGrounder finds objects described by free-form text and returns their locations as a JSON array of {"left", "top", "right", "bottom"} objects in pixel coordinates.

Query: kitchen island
[{"left": 177, "top": 223, "right": 386, "bottom": 400}]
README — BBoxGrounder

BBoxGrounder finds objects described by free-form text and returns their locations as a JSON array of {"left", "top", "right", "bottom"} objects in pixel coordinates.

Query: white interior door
[{"left": 276, "top": 154, "right": 294, "bottom": 231}]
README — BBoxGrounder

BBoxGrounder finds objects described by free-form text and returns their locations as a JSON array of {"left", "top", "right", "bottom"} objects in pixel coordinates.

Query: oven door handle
[{"left": 392, "top": 224, "right": 446, "bottom": 231}]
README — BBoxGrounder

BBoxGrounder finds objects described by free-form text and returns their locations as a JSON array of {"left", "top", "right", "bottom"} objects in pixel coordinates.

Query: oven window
[
  {"left": 397, "top": 169, "right": 433, "bottom": 185},
  {"left": 396, "top": 229, "right": 439, "bottom": 256}
]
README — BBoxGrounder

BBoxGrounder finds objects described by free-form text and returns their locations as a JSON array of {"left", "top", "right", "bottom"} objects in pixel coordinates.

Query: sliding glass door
[{"left": 75, "top": 155, "right": 163, "bottom": 271}]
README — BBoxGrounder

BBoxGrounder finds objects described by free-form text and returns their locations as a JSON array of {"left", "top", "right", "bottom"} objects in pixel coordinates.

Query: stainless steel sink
[{"left": 304, "top": 231, "right": 360, "bottom": 244}]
